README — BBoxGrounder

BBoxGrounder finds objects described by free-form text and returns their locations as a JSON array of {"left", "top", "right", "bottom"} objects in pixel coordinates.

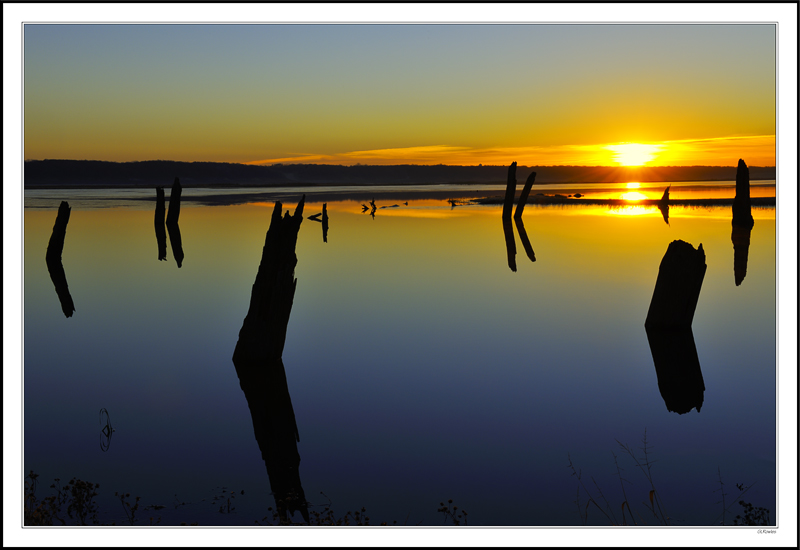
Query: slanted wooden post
[
  {"left": 502, "top": 162, "right": 517, "bottom": 220},
  {"left": 514, "top": 216, "right": 536, "bottom": 263},
  {"left": 165, "top": 178, "right": 184, "bottom": 267},
  {"left": 46, "top": 201, "right": 76, "bottom": 317},
  {"left": 154, "top": 187, "right": 167, "bottom": 261},
  {"left": 514, "top": 171, "right": 537, "bottom": 220},
  {"left": 322, "top": 203, "right": 329, "bottom": 243},
  {"left": 645, "top": 240, "right": 706, "bottom": 329},
  {"left": 502, "top": 216, "right": 516, "bottom": 272},
  {"left": 166, "top": 177, "right": 182, "bottom": 225}
]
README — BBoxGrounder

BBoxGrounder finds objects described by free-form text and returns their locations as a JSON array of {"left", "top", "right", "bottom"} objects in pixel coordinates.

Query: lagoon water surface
[{"left": 23, "top": 186, "right": 776, "bottom": 526}]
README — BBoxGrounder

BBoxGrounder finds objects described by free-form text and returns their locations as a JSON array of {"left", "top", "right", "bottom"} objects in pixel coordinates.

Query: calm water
[{"left": 23, "top": 185, "right": 776, "bottom": 526}]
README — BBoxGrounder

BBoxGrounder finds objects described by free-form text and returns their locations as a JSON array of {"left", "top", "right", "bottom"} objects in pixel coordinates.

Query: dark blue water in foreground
[{"left": 23, "top": 187, "right": 776, "bottom": 527}]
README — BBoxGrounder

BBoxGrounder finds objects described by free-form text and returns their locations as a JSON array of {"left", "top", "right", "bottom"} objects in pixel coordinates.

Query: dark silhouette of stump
[
  {"left": 731, "top": 224, "right": 752, "bottom": 286},
  {"left": 322, "top": 203, "right": 329, "bottom": 243},
  {"left": 645, "top": 240, "right": 706, "bottom": 330},
  {"left": 502, "top": 162, "right": 517, "bottom": 221},
  {"left": 732, "top": 159, "right": 754, "bottom": 229},
  {"left": 657, "top": 186, "right": 670, "bottom": 225},
  {"left": 154, "top": 187, "right": 167, "bottom": 261},
  {"left": 232, "top": 196, "right": 308, "bottom": 524},
  {"left": 502, "top": 216, "right": 517, "bottom": 272},
  {"left": 645, "top": 327, "right": 705, "bottom": 414},
  {"left": 45, "top": 201, "right": 76, "bottom": 317},
  {"left": 514, "top": 171, "right": 537, "bottom": 220},
  {"left": 166, "top": 222, "right": 184, "bottom": 268},
  {"left": 165, "top": 178, "right": 184, "bottom": 267},
  {"left": 514, "top": 216, "right": 536, "bottom": 263},
  {"left": 166, "top": 177, "right": 181, "bottom": 225}
]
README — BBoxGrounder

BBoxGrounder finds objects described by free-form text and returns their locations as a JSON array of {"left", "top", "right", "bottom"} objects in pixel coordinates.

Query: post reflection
[
  {"left": 644, "top": 239, "right": 707, "bottom": 414},
  {"left": 154, "top": 187, "right": 167, "bottom": 261},
  {"left": 165, "top": 178, "right": 184, "bottom": 268},
  {"left": 501, "top": 163, "right": 536, "bottom": 271},
  {"left": 502, "top": 216, "right": 517, "bottom": 272},
  {"left": 731, "top": 159, "right": 754, "bottom": 286},
  {"left": 307, "top": 203, "right": 329, "bottom": 243},
  {"left": 45, "top": 201, "right": 76, "bottom": 318},
  {"left": 657, "top": 186, "right": 670, "bottom": 225},
  {"left": 645, "top": 327, "right": 705, "bottom": 414},
  {"left": 514, "top": 215, "right": 536, "bottom": 263},
  {"left": 731, "top": 224, "right": 752, "bottom": 286},
  {"left": 232, "top": 196, "right": 309, "bottom": 524}
]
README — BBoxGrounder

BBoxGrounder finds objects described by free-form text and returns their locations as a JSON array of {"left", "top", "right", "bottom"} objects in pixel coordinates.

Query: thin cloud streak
[{"left": 246, "top": 135, "right": 775, "bottom": 167}]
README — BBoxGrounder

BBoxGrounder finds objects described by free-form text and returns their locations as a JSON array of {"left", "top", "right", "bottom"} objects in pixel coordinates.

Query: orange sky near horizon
[
  {"left": 243, "top": 134, "right": 776, "bottom": 167},
  {"left": 23, "top": 24, "right": 777, "bottom": 168}
]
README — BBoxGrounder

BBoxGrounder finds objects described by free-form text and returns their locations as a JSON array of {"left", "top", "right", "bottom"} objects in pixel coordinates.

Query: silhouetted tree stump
[
  {"left": 232, "top": 197, "right": 309, "bottom": 524},
  {"left": 645, "top": 240, "right": 706, "bottom": 329},
  {"left": 45, "top": 201, "right": 76, "bottom": 317},
  {"left": 732, "top": 159, "right": 754, "bottom": 229},
  {"left": 166, "top": 177, "right": 181, "bottom": 225},
  {"left": 514, "top": 171, "right": 537, "bottom": 220},
  {"left": 322, "top": 203, "right": 329, "bottom": 243},
  {"left": 502, "top": 162, "right": 517, "bottom": 220},
  {"left": 154, "top": 187, "right": 167, "bottom": 261},
  {"left": 165, "top": 179, "right": 184, "bottom": 267}
]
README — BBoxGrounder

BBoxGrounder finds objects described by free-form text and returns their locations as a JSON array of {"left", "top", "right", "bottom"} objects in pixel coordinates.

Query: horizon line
[{"left": 23, "top": 159, "right": 777, "bottom": 169}]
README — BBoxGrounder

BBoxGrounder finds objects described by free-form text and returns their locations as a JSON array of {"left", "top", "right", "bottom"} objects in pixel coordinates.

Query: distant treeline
[{"left": 24, "top": 159, "right": 776, "bottom": 188}]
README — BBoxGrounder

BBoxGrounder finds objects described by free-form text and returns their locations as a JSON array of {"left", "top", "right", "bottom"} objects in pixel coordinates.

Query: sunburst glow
[{"left": 607, "top": 143, "right": 663, "bottom": 166}]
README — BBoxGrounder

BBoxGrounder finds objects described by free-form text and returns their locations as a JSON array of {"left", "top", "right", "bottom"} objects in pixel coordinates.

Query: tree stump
[{"left": 644, "top": 240, "right": 706, "bottom": 329}]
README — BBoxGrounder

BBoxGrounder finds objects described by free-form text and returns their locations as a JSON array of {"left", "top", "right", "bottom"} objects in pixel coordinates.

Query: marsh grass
[
  {"left": 24, "top": 471, "right": 100, "bottom": 526},
  {"left": 568, "top": 431, "right": 772, "bottom": 526},
  {"left": 25, "top": 472, "right": 467, "bottom": 527}
]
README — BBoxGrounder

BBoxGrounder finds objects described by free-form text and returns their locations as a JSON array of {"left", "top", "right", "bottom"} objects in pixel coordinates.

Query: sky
[{"left": 23, "top": 22, "right": 777, "bottom": 167}]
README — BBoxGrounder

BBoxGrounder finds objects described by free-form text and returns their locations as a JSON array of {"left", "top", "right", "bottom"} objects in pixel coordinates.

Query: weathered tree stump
[
  {"left": 232, "top": 197, "right": 308, "bottom": 524},
  {"left": 322, "top": 203, "right": 329, "bottom": 243},
  {"left": 644, "top": 240, "right": 706, "bottom": 329},
  {"left": 514, "top": 171, "right": 537, "bottom": 220},
  {"left": 502, "top": 162, "right": 517, "bottom": 221},
  {"left": 502, "top": 216, "right": 517, "bottom": 272},
  {"left": 732, "top": 159, "right": 754, "bottom": 229},
  {"left": 166, "top": 177, "right": 181, "bottom": 225},
  {"left": 165, "top": 178, "right": 184, "bottom": 267},
  {"left": 45, "top": 201, "right": 76, "bottom": 317},
  {"left": 154, "top": 187, "right": 167, "bottom": 261}
]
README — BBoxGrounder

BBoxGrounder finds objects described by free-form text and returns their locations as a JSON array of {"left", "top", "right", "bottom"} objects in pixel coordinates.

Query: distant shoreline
[{"left": 23, "top": 159, "right": 777, "bottom": 188}]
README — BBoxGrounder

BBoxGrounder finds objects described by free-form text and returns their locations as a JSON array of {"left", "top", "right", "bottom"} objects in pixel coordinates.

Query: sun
[{"left": 606, "top": 143, "right": 662, "bottom": 166}]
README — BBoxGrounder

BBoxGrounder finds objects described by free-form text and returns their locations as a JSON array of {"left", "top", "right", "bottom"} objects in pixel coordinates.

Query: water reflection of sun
[
  {"left": 621, "top": 182, "right": 647, "bottom": 200},
  {"left": 621, "top": 191, "right": 648, "bottom": 201},
  {"left": 607, "top": 205, "right": 652, "bottom": 216}
]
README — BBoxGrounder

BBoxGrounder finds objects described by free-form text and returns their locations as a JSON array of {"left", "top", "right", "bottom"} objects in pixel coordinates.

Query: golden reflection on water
[
  {"left": 620, "top": 191, "right": 648, "bottom": 201},
  {"left": 606, "top": 204, "right": 654, "bottom": 216}
]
